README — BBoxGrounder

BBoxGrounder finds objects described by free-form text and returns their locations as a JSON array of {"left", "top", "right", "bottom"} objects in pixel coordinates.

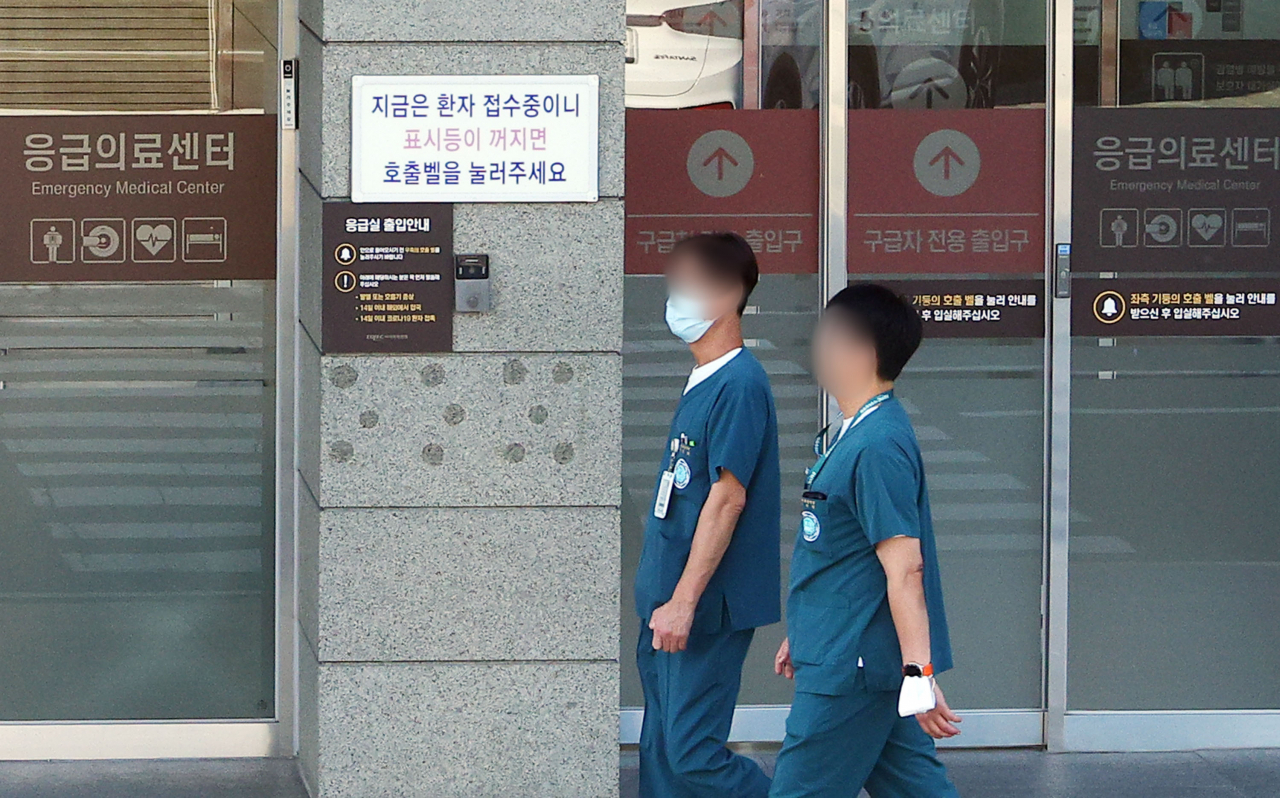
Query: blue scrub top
[
  {"left": 787, "top": 395, "right": 953, "bottom": 695},
  {"left": 634, "top": 349, "right": 782, "bottom": 635}
]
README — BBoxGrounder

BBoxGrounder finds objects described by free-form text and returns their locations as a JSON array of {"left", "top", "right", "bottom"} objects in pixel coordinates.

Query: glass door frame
[
  {"left": 0, "top": 0, "right": 299, "bottom": 760},
  {"left": 1046, "top": 0, "right": 1072, "bottom": 754}
]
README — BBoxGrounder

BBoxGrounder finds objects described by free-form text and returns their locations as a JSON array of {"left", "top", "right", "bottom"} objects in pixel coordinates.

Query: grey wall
[{"left": 295, "top": 2, "right": 624, "bottom": 795}]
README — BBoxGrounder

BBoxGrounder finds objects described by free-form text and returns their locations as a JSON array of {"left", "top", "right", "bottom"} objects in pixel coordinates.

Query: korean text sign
[
  {"left": 351, "top": 75, "right": 600, "bottom": 203},
  {"left": 1073, "top": 107, "right": 1280, "bottom": 273},
  {"left": 848, "top": 109, "right": 1046, "bottom": 275},
  {"left": 625, "top": 110, "right": 819, "bottom": 275},
  {"left": 0, "top": 115, "right": 276, "bottom": 282},
  {"left": 322, "top": 202, "right": 454, "bottom": 354}
]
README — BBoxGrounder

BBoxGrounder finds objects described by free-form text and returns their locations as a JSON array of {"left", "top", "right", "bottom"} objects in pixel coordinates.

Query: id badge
[{"left": 654, "top": 471, "right": 675, "bottom": 519}]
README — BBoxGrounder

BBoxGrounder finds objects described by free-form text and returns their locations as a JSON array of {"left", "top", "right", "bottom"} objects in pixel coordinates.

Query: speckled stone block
[
  {"left": 303, "top": 0, "right": 624, "bottom": 45},
  {"left": 454, "top": 201, "right": 624, "bottom": 353},
  {"left": 316, "top": 507, "right": 618, "bottom": 662},
  {"left": 316, "top": 662, "right": 618, "bottom": 798},
  {"left": 318, "top": 354, "right": 621, "bottom": 508},
  {"left": 300, "top": 38, "right": 624, "bottom": 200}
]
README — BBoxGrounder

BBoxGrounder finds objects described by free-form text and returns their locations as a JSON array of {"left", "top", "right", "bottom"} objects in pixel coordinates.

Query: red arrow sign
[
  {"left": 929, "top": 146, "right": 965, "bottom": 180},
  {"left": 703, "top": 146, "right": 739, "bottom": 180}
]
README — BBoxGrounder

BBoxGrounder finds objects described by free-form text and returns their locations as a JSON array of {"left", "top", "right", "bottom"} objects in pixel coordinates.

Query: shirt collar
[
  {"left": 836, "top": 393, "right": 892, "bottom": 441},
  {"left": 839, "top": 414, "right": 857, "bottom": 440},
  {"left": 684, "top": 347, "right": 743, "bottom": 395}
]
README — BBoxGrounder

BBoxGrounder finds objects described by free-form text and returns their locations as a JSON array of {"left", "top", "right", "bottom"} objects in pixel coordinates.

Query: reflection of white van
[
  {"left": 761, "top": 0, "right": 1030, "bottom": 109},
  {"left": 625, "top": 0, "right": 744, "bottom": 108}
]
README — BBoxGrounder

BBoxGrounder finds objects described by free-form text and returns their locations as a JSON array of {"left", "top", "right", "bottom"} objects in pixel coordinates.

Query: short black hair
[
  {"left": 671, "top": 233, "right": 759, "bottom": 315},
  {"left": 824, "top": 283, "right": 924, "bottom": 381}
]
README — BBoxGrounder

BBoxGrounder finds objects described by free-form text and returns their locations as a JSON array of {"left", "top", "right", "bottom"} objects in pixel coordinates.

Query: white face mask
[{"left": 665, "top": 291, "right": 718, "bottom": 344}]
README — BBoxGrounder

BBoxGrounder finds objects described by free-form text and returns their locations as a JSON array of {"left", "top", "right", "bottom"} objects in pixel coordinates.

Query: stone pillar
[{"left": 295, "top": 2, "right": 624, "bottom": 795}]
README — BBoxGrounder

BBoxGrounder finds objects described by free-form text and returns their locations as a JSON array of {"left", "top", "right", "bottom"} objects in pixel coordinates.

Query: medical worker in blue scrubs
[
  {"left": 635, "top": 233, "right": 781, "bottom": 798},
  {"left": 771, "top": 284, "right": 962, "bottom": 798}
]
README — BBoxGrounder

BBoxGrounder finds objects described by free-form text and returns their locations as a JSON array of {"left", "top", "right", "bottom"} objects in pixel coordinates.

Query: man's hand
[
  {"left": 916, "top": 681, "right": 962, "bottom": 739},
  {"left": 649, "top": 597, "right": 696, "bottom": 653},
  {"left": 774, "top": 638, "right": 794, "bottom": 679},
  {"left": 650, "top": 470, "right": 747, "bottom": 654}
]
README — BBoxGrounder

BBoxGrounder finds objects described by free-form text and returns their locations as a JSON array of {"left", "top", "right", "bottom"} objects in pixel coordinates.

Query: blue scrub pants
[
  {"left": 770, "top": 675, "right": 959, "bottom": 798},
  {"left": 637, "top": 621, "right": 771, "bottom": 798}
]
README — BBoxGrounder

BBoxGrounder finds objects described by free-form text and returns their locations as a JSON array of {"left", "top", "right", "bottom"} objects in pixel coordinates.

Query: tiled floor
[
  {"left": 0, "top": 759, "right": 308, "bottom": 798},
  {"left": 621, "top": 747, "right": 1280, "bottom": 798},
  {"left": 0, "top": 749, "right": 1276, "bottom": 797}
]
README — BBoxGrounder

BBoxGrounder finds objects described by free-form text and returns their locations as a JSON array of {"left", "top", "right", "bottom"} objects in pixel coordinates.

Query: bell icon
[{"left": 1102, "top": 297, "right": 1119, "bottom": 317}]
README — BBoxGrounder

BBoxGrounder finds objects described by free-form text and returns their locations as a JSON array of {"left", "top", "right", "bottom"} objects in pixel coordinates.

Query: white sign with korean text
[{"left": 351, "top": 75, "right": 600, "bottom": 203}]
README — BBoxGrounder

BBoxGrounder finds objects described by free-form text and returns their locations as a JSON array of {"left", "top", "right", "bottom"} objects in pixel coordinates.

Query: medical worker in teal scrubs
[
  {"left": 635, "top": 233, "right": 780, "bottom": 798},
  {"left": 771, "top": 284, "right": 962, "bottom": 798}
]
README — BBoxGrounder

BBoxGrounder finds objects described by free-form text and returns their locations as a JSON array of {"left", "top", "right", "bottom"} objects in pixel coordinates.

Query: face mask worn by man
[{"left": 665, "top": 291, "right": 719, "bottom": 344}]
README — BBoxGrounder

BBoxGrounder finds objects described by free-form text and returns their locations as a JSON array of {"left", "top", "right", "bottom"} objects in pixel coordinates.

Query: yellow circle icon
[
  {"left": 1093, "top": 290, "right": 1126, "bottom": 324},
  {"left": 334, "top": 270, "right": 357, "bottom": 293},
  {"left": 335, "top": 243, "right": 357, "bottom": 266}
]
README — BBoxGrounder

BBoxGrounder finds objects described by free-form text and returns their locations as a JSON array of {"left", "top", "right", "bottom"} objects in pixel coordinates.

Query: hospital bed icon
[{"left": 181, "top": 218, "right": 228, "bottom": 263}]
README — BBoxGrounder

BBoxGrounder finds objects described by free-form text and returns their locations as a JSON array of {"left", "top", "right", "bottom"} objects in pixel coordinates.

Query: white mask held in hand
[
  {"left": 898, "top": 675, "right": 937, "bottom": 717},
  {"left": 665, "top": 291, "right": 718, "bottom": 344}
]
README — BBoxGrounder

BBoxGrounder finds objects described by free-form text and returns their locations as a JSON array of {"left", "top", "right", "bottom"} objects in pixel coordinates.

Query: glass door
[
  {"left": 842, "top": 0, "right": 1051, "bottom": 745},
  {"left": 621, "top": 0, "right": 825, "bottom": 738},
  {"left": 621, "top": 0, "right": 1055, "bottom": 747},
  {"left": 1058, "top": 0, "right": 1280, "bottom": 750},
  {"left": 0, "top": 0, "right": 287, "bottom": 752}
]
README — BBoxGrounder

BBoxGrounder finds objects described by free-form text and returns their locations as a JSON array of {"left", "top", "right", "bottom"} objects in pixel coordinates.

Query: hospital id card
[{"left": 654, "top": 471, "right": 675, "bottom": 519}]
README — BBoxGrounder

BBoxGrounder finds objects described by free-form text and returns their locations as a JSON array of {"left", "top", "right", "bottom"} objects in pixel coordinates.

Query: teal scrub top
[
  {"left": 634, "top": 349, "right": 782, "bottom": 634},
  {"left": 787, "top": 394, "right": 953, "bottom": 695}
]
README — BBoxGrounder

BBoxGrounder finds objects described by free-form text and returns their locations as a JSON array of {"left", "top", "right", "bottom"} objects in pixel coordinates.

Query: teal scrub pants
[
  {"left": 637, "top": 622, "right": 771, "bottom": 798},
  {"left": 770, "top": 674, "right": 959, "bottom": 798}
]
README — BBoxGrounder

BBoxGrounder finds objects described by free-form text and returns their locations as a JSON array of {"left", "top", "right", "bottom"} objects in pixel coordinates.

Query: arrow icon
[
  {"left": 697, "top": 9, "right": 728, "bottom": 34},
  {"left": 929, "top": 146, "right": 965, "bottom": 180},
  {"left": 703, "top": 147, "right": 739, "bottom": 181},
  {"left": 909, "top": 76, "right": 950, "bottom": 109}
]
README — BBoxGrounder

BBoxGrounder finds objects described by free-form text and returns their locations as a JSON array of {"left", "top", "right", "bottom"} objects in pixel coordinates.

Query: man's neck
[
  {"left": 836, "top": 378, "right": 895, "bottom": 420},
  {"left": 689, "top": 316, "right": 744, "bottom": 367}
]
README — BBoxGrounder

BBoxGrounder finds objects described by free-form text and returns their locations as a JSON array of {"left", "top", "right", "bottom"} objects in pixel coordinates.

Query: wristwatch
[{"left": 902, "top": 662, "right": 934, "bottom": 678}]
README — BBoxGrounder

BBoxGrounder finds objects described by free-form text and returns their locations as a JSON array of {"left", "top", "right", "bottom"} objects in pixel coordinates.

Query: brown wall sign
[
  {"left": 322, "top": 202, "right": 453, "bottom": 354},
  {"left": 1074, "top": 278, "right": 1280, "bottom": 337},
  {"left": 884, "top": 280, "right": 1046, "bottom": 339},
  {"left": 1074, "top": 108, "right": 1280, "bottom": 273},
  {"left": 0, "top": 115, "right": 276, "bottom": 282}
]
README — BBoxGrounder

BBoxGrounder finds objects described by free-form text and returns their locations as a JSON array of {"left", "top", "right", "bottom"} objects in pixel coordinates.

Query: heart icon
[
  {"left": 136, "top": 223, "right": 172, "bottom": 255},
  {"left": 1191, "top": 213, "right": 1223, "bottom": 241}
]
